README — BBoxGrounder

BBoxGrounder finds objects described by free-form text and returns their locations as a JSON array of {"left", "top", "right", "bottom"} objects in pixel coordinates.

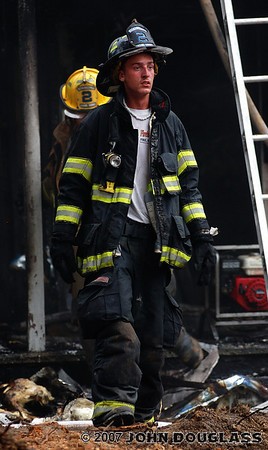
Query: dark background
[{"left": 1, "top": 0, "right": 267, "bottom": 325}]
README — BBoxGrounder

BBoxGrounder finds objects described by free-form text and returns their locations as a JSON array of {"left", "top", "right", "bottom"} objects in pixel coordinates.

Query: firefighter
[
  {"left": 50, "top": 20, "right": 217, "bottom": 427},
  {"left": 42, "top": 66, "right": 111, "bottom": 210},
  {"left": 43, "top": 66, "right": 110, "bottom": 303}
]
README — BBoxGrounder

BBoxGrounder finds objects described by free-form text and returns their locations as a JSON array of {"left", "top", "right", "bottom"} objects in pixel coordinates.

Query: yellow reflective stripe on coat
[
  {"left": 161, "top": 175, "right": 181, "bottom": 193},
  {"left": 91, "top": 184, "right": 132, "bottom": 204},
  {"left": 160, "top": 246, "right": 191, "bottom": 268},
  {"left": 77, "top": 251, "right": 114, "bottom": 274},
  {"left": 182, "top": 202, "right": 206, "bottom": 223},
  {"left": 55, "top": 204, "right": 82, "bottom": 225},
  {"left": 93, "top": 401, "right": 135, "bottom": 419},
  {"left": 63, "top": 157, "right": 93, "bottom": 182},
  {"left": 177, "top": 150, "right": 197, "bottom": 176},
  {"left": 148, "top": 180, "right": 166, "bottom": 195}
]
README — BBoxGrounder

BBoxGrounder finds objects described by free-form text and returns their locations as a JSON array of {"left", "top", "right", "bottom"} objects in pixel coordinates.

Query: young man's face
[{"left": 118, "top": 53, "right": 155, "bottom": 99}]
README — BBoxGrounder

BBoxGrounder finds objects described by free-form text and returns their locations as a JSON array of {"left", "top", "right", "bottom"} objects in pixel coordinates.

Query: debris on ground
[
  {"left": 1, "top": 405, "right": 268, "bottom": 449},
  {"left": 250, "top": 399, "right": 268, "bottom": 414},
  {"left": 161, "top": 342, "right": 219, "bottom": 416},
  {"left": 0, "top": 367, "right": 92, "bottom": 425},
  {"left": 0, "top": 362, "right": 267, "bottom": 449},
  {"left": 169, "top": 374, "right": 268, "bottom": 419},
  {"left": 0, "top": 378, "right": 54, "bottom": 421},
  {"left": 0, "top": 336, "right": 268, "bottom": 449}
]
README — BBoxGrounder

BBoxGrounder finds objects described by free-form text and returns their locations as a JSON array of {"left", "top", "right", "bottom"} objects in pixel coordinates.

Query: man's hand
[
  {"left": 50, "top": 240, "right": 76, "bottom": 284},
  {"left": 193, "top": 241, "right": 217, "bottom": 286}
]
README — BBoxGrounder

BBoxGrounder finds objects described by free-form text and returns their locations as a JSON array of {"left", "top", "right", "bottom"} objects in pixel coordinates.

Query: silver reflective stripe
[
  {"left": 182, "top": 202, "right": 206, "bottom": 223},
  {"left": 177, "top": 150, "right": 197, "bottom": 176},
  {"left": 162, "top": 175, "right": 181, "bottom": 193},
  {"left": 55, "top": 204, "right": 82, "bottom": 224},
  {"left": 77, "top": 251, "right": 114, "bottom": 274},
  {"left": 63, "top": 157, "right": 93, "bottom": 182},
  {"left": 161, "top": 246, "right": 191, "bottom": 268},
  {"left": 91, "top": 184, "right": 132, "bottom": 204}
]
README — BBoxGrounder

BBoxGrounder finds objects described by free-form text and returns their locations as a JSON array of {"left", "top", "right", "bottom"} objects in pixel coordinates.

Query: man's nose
[{"left": 142, "top": 66, "right": 150, "bottom": 76}]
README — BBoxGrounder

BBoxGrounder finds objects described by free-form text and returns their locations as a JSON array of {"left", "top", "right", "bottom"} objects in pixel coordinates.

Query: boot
[{"left": 173, "top": 327, "right": 204, "bottom": 369}]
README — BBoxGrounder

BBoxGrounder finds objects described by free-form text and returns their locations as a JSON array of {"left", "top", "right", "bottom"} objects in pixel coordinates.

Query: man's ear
[{"left": 118, "top": 70, "right": 125, "bottom": 82}]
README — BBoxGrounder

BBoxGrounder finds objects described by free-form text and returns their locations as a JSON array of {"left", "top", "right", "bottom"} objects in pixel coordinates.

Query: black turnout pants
[{"left": 80, "top": 219, "right": 174, "bottom": 418}]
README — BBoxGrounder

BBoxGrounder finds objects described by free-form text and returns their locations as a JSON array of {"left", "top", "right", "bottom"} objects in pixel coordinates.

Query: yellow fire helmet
[{"left": 60, "top": 66, "right": 111, "bottom": 118}]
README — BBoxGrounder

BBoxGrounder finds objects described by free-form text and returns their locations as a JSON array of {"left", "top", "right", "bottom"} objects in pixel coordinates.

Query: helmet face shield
[
  {"left": 97, "top": 19, "right": 173, "bottom": 96},
  {"left": 60, "top": 66, "right": 110, "bottom": 113}
]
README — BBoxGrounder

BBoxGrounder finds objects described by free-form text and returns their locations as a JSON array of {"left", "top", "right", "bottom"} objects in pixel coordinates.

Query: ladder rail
[{"left": 220, "top": 0, "right": 268, "bottom": 292}]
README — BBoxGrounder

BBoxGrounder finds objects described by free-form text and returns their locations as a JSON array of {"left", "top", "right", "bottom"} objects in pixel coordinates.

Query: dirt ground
[
  {"left": 1, "top": 328, "right": 268, "bottom": 449},
  {"left": 1, "top": 405, "right": 268, "bottom": 450}
]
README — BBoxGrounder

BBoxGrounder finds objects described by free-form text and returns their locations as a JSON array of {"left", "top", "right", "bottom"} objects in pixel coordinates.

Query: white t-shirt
[{"left": 126, "top": 108, "right": 151, "bottom": 224}]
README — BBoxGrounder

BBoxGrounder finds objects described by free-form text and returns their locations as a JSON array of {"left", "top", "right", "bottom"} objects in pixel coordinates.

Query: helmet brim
[
  {"left": 64, "top": 109, "right": 87, "bottom": 119},
  {"left": 96, "top": 46, "right": 173, "bottom": 97},
  {"left": 59, "top": 83, "right": 67, "bottom": 106}
]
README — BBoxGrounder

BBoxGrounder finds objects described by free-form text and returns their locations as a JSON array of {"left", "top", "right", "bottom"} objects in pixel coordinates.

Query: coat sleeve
[
  {"left": 175, "top": 118, "right": 211, "bottom": 240},
  {"left": 52, "top": 119, "right": 96, "bottom": 242}
]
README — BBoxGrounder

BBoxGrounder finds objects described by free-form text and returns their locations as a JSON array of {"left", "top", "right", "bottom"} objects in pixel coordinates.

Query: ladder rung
[
  {"left": 244, "top": 75, "right": 268, "bottom": 83},
  {"left": 235, "top": 18, "right": 268, "bottom": 26},
  {"left": 253, "top": 134, "right": 268, "bottom": 142},
  {"left": 262, "top": 194, "right": 268, "bottom": 200}
]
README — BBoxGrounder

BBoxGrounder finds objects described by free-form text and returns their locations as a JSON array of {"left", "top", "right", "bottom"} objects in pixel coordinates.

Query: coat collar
[{"left": 115, "top": 86, "right": 171, "bottom": 123}]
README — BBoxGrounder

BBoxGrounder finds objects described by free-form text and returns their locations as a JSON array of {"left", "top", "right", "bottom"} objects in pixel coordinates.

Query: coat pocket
[
  {"left": 157, "top": 153, "right": 178, "bottom": 174},
  {"left": 157, "top": 153, "right": 181, "bottom": 194}
]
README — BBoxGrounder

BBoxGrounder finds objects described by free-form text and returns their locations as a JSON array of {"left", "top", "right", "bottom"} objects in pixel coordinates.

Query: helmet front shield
[
  {"left": 126, "top": 22, "right": 155, "bottom": 49},
  {"left": 60, "top": 66, "right": 111, "bottom": 114}
]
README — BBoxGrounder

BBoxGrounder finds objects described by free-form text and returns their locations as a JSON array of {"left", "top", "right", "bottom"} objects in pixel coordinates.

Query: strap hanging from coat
[{"left": 149, "top": 116, "right": 169, "bottom": 248}]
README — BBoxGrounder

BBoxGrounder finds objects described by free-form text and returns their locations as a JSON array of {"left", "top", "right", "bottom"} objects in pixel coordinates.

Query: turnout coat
[{"left": 53, "top": 86, "right": 210, "bottom": 277}]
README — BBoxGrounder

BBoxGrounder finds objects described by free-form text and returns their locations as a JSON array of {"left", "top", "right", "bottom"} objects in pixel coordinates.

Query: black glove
[
  {"left": 50, "top": 239, "right": 76, "bottom": 284},
  {"left": 193, "top": 241, "right": 217, "bottom": 286}
]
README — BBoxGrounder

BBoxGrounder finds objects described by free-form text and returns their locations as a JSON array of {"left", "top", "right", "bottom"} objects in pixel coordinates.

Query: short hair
[{"left": 112, "top": 53, "right": 159, "bottom": 84}]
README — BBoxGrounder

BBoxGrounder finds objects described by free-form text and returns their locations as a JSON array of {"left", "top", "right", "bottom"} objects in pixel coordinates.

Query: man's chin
[{"left": 139, "top": 86, "right": 152, "bottom": 94}]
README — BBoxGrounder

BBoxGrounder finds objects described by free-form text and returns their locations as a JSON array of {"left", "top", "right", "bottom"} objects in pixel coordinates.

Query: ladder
[{"left": 219, "top": 0, "right": 268, "bottom": 293}]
